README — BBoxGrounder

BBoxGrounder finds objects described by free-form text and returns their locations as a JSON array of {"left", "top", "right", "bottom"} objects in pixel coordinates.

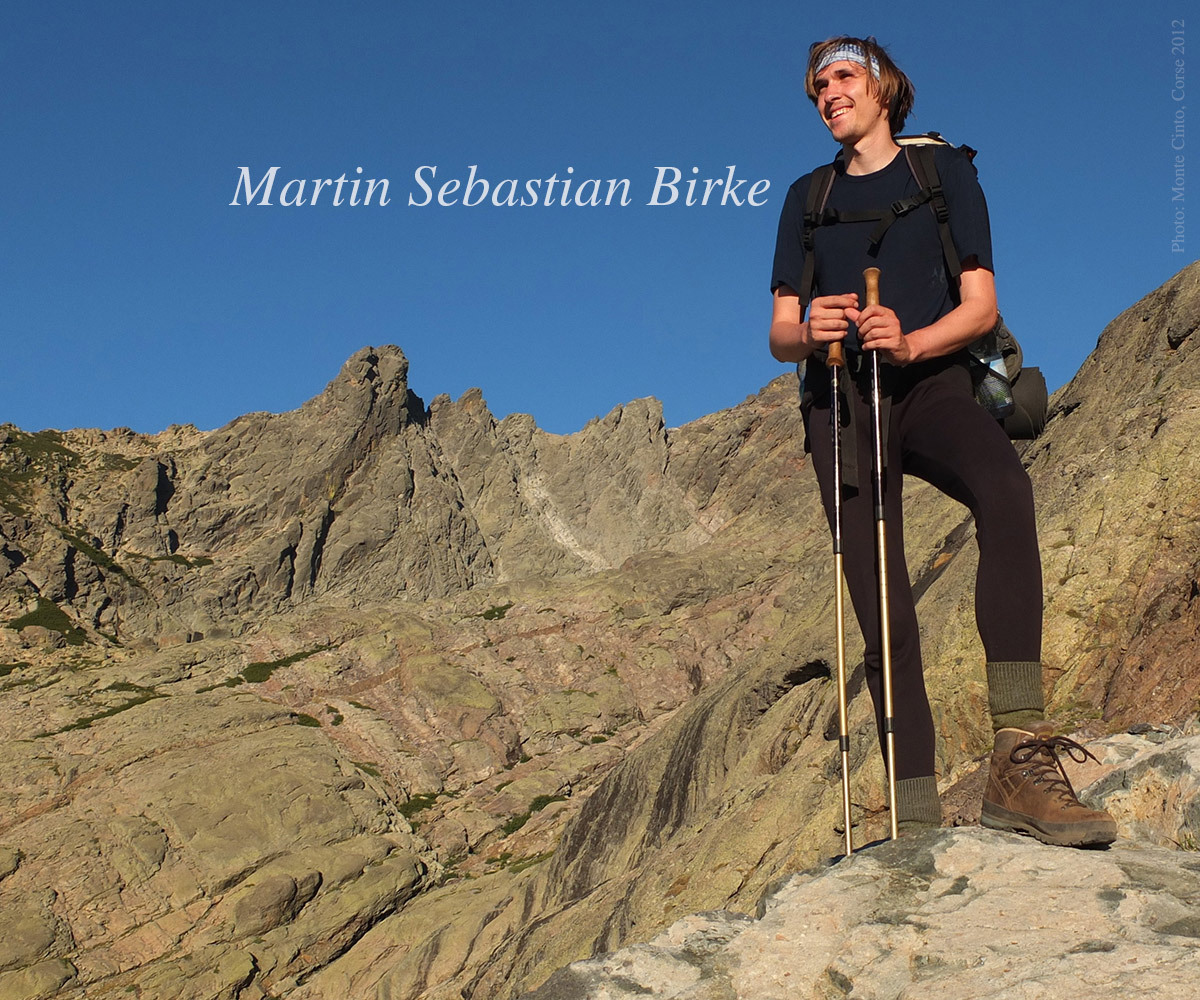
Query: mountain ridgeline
[{"left": 0, "top": 342, "right": 810, "bottom": 642}]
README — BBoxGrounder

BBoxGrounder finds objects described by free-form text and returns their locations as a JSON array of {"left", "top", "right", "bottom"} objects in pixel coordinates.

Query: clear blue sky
[{"left": 2, "top": 1, "right": 1192, "bottom": 435}]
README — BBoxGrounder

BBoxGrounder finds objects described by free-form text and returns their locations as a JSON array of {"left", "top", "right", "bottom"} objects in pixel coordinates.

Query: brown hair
[{"left": 804, "top": 36, "right": 915, "bottom": 135}]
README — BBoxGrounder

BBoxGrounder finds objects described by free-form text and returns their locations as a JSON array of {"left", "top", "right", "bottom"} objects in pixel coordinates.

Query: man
[{"left": 769, "top": 36, "right": 1115, "bottom": 847}]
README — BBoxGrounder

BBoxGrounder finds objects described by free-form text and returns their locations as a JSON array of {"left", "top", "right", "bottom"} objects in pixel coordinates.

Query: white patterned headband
[{"left": 814, "top": 43, "right": 880, "bottom": 78}]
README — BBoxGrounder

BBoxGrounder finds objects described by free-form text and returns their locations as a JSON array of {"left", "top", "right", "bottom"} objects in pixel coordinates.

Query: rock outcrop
[
  {"left": 524, "top": 824, "right": 1200, "bottom": 1000},
  {"left": 521, "top": 729, "right": 1200, "bottom": 998},
  {"left": 0, "top": 262, "right": 1196, "bottom": 999},
  {"left": 0, "top": 634, "right": 430, "bottom": 1000}
]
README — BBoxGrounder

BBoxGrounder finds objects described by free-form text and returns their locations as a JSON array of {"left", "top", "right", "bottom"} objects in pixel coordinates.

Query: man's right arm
[{"left": 769, "top": 285, "right": 857, "bottom": 363}]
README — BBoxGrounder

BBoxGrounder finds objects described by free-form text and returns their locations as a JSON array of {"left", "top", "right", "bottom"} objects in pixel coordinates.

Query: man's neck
[{"left": 842, "top": 129, "right": 901, "bottom": 176}]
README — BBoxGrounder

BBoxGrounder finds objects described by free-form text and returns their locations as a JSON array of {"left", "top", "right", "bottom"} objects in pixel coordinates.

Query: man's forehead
[{"left": 815, "top": 60, "right": 870, "bottom": 82}]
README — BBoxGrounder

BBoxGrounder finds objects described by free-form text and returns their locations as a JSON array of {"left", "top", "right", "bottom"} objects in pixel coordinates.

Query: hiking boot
[{"left": 981, "top": 723, "right": 1117, "bottom": 847}]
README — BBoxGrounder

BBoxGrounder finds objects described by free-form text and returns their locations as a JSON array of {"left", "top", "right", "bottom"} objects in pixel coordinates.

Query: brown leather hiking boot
[{"left": 981, "top": 723, "right": 1117, "bottom": 847}]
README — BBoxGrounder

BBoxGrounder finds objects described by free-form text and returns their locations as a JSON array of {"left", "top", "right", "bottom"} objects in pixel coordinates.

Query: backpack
[{"left": 799, "top": 133, "right": 1048, "bottom": 440}]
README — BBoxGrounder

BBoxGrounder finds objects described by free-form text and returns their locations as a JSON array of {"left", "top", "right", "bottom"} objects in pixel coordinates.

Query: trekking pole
[
  {"left": 864, "top": 266, "right": 899, "bottom": 842},
  {"left": 826, "top": 337, "right": 854, "bottom": 858}
]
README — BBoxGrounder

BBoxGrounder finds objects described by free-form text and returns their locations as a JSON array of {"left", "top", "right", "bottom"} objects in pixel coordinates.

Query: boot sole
[{"left": 981, "top": 802, "right": 1116, "bottom": 847}]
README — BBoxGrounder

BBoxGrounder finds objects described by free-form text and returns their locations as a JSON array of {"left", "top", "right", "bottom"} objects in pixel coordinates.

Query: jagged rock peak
[
  {"left": 328, "top": 344, "right": 409, "bottom": 396},
  {"left": 300, "top": 344, "right": 421, "bottom": 427}
]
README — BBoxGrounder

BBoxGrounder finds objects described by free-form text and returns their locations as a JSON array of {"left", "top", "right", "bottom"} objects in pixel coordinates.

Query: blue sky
[{"left": 2, "top": 1, "right": 1192, "bottom": 435}]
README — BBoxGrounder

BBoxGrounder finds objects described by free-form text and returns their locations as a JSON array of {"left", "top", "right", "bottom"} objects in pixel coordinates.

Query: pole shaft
[
  {"left": 829, "top": 359, "right": 853, "bottom": 857},
  {"left": 834, "top": 550, "right": 853, "bottom": 856},
  {"left": 830, "top": 338, "right": 849, "bottom": 854},
  {"left": 863, "top": 267, "right": 899, "bottom": 842}
]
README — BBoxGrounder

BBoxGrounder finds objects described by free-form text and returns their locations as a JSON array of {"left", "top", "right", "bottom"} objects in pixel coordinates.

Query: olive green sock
[
  {"left": 986, "top": 660, "right": 1045, "bottom": 734},
  {"left": 895, "top": 775, "right": 941, "bottom": 832}
]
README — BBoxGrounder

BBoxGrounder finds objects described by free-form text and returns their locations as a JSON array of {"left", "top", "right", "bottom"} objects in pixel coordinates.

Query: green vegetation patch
[
  {"left": 478, "top": 602, "right": 514, "bottom": 621},
  {"left": 7, "top": 598, "right": 87, "bottom": 646},
  {"left": 240, "top": 645, "right": 332, "bottom": 684},
  {"left": 98, "top": 453, "right": 139, "bottom": 472},
  {"left": 0, "top": 430, "right": 82, "bottom": 515},
  {"left": 399, "top": 792, "right": 439, "bottom": 819},
  {"left": 5, "top": 429, "right": 80, "bottom": 464},
  {"left": 59, "top": 529, "right": 141, "bottom": 586},
  {"left": 292, "top": 713, "right": 322, "bottom": 727},
  {"left": 501, "top": 812, "right": 530, "bottom": 835},
  {"left": 127, "top": 551, "right": 214, "bottom": 569},
  {"left": 195, "top": 676, "right": 246, "bottom": 693},
  {"left": 352, "top": 760, "right": 381, "bottom": 779},
  {"left": 0, "top": 482, "right": 29, "bottom": 518},
  {"left": 0, "top": 661, "right": 30, "bottom": 678},
  {"left": 502, "top": 794, "right": 567, "bottom": 836},
  {"left": 509, "top": 850, "right": 554, "bottom": 874},
  {"left": 48, "top": 682, "right": 163, "bottom": 735}
]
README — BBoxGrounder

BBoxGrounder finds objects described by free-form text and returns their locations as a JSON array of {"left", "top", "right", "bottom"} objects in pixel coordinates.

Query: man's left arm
[{"left": 854, "top": 260, "right": 996, "bottom": 365}]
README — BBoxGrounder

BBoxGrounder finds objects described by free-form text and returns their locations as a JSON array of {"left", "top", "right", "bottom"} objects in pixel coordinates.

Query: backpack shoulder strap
[
  {"left": 798, "top": 163, "right": 838, "bottom": 307},
  {"left": 903, "top": 143, "right": 962, "bottom": 282}
]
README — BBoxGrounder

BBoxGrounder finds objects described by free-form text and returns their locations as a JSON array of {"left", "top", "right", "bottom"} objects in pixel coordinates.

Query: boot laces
[{"left": 1009, "top": 735, "right": 1099, "bottom": 807}]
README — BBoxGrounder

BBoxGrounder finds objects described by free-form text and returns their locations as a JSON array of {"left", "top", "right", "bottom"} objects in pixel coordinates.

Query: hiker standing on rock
[{"left": 768, "top": 35, "right": 1116, "bottom": 846}]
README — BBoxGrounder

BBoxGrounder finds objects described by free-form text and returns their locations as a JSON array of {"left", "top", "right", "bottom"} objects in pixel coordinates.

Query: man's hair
[{"left": 804, "top": 36, "right": 915, "bottom": 135}]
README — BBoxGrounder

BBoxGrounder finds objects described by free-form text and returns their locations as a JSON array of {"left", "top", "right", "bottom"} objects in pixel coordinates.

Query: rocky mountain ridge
[
  {"left": 0, "top": 261, "right": 1197, "bottom": 999},
  {"left": 0, "top": 339, "right": 810, "bottom": 645}
]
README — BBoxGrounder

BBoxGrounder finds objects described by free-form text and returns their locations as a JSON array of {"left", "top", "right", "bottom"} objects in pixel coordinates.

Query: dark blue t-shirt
[{"left": 771, "top": 144, "right": 992, "bottom": 346}]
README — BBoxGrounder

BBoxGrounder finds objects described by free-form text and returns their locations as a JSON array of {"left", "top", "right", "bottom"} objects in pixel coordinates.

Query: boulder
[{"left": 524, "top": 828, "right": 1200, "bottom": 1000}]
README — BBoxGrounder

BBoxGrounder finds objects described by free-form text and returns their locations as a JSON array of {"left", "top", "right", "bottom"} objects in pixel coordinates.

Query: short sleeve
[{"left": 936, "top": 146, "right": 993, "bottom": 273}]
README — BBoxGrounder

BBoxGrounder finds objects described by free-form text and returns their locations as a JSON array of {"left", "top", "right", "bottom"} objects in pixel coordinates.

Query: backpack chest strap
[{"left": 811, "top": 188, "right": 936, "bottom": 249}]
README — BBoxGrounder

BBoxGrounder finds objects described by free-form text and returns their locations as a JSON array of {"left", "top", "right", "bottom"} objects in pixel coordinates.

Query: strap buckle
[{"left": 929, "top": 184, "right": 949, "bottom": 223}]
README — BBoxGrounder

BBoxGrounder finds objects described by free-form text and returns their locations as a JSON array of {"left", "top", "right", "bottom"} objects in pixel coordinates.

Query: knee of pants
[
  {"left": 974, "top": 460, "right": 1035, "bottom": 517},
  {"left": 853, "top": 574, "right": 921, "bottom": 666},
  {"left": 862, "top": 630, "right": 922, "bottom": 680}
]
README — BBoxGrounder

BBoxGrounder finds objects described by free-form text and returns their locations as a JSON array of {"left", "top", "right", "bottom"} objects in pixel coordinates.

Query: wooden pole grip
[
  {"left": 863, "top": 267, "right": 880, "bottom": 308},
  {"left": 827, "top": 341, "right": 844, "bottom": 368}
]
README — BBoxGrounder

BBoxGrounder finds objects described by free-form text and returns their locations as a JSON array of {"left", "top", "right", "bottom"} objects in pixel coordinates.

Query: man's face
[{"left": 813, "top": 60, "right": 889, "bottom": 144}]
